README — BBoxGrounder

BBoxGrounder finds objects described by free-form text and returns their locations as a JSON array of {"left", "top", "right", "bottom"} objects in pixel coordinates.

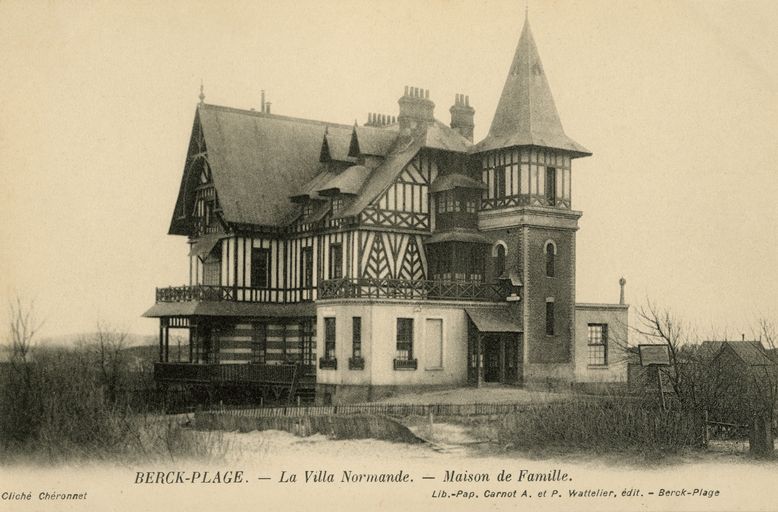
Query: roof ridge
[{"left": 198, "top": 103, "right": 353, "bottom": 129}]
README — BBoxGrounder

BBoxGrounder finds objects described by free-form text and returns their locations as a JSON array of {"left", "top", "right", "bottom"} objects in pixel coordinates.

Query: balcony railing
[
  {"left": 319, "top": 357, "right": 338, "bottom": 370},
  {"left": 348, "top": 356, "right": 365, "bottom": 370},
  {"left": 319, "top": 278, "right": 507, "bottom": 302},
  {"left": 155, "top": 285, "right": 284, "bottom": 303},
  {"left": 154, "top": 362, "right": 304, "bottom": 384},
  {"left": 393, "top": 358, "right": 418, "bottom": 370}
]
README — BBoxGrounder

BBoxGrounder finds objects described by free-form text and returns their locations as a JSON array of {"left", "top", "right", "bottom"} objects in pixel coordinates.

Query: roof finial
[{"left": 198, "top": 80, "right": 205, "bottom": 105}]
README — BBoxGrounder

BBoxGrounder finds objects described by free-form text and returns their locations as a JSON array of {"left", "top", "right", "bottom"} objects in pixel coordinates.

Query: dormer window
[
  {"left": 302, "top": 203, "right": 313, "bottom": 217},
  {"left": 203, "top": 200, "right": 214, "bottom": 227},
  {"left": 332, "top": 197, "right": 344, "bottom": 214}
]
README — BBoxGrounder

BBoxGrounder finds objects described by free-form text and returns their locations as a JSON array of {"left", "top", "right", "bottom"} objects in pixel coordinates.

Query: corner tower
[{"left": 475, "top": 16, "right": 591, "bottom": 386}]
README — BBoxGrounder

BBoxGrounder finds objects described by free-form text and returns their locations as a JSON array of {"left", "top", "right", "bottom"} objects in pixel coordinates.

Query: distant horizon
[{"left": 2, "top": 0, "right": 776, "bottom": 341}]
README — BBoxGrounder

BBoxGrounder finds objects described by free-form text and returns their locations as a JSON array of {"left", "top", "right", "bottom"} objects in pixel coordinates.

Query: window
[
  {"left": 545, "top": 167, "right": 556, "bottom": 205},
  {"left": 302, "top": 203, "right": 313, "bottom": 217},
  {"left": 301, "top": 247, "right": 313, "bottom": 288},
  {"left": 352, "top": 317, "right": 362, "bottom": 358},
  {"left": 324, "top": 317, "right": 336, "bottom": 360},
  {"left": 545, "top": 299, "right": 555, "bottom": 335},
  {"left": 587, "top": 324, "right": 608, "bottom": 366},
  {"left": 331, "top": 197, "right": 344, "bottom": 214},
  {"left": 464, "top": 197, "right": 478, "bottom": 213},
  {"left": 545, "top": 242, "right": 555, "bottom": 277},
  {"left": 251, "top": 248, "right": 271, "bottom": 288},
  {"left": 329, "top": 244, "right": 343, "bottom": 279},
  {"left": 301, "top": 320, "right": 315, "bottom": 368},
  {"left": 396, "top": 318, "right": 414, "bottom": 361},
  {"left": 494, "top": 244, "right": 506, "bottom": 277},
  {"left": 495, "top": 166, "right": 506, "bottom": 198},
  {"left": 203, "top": 200, "right": 215, "bottom": 227},
  {"left": 250, "top": 323, "right": 267, "bottom": 364}
]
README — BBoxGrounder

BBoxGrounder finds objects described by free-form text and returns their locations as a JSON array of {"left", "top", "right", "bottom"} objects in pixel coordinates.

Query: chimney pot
[
  {"left": 619, "top": 277, "right": 627, "bottom": 305},
  {"left": 404, "top": 85, "right": 409, "bottom": 96},
  {"left": 265, "top": 101, "right": 271, "bottom": 114},
  {"left": 465, "top": 95, "right": 470, "bottom": 107},
  {"left": 261, "top": 89, "right": 266, "bottom": 111},
  {"left": 425, "top": 89, "right": 429, "bottom": 99}
]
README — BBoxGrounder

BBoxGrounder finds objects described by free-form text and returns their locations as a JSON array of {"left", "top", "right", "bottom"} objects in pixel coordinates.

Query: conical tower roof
[{"left": 475, "top": 17, "right": 590, "bottom": 157}]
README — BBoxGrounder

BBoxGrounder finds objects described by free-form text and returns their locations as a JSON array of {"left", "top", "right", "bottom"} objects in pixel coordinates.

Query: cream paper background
[{"left": 1, "top": 0, "right": 777, "bottom": 510}]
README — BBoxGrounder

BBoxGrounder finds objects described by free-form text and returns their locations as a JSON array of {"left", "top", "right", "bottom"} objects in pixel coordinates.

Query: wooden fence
[{"left": 210, "top": 401, "right": 532, "bottom": 418}]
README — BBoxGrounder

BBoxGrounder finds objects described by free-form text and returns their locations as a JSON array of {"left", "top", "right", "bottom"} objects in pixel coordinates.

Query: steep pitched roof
[
  {"left": 349, "top": 125, "right": 399, "bottom": 157},
  {"left": 171, "top": 104, "right": 351, "bottom": 231},
  {"left": 475, "top": 18, "right": 590, "bottom": 157},
  {"left": 423, "top": 120, "right": 472, "bottom": 153},
  {"left": 317, "top": 165, "right": 371, "bottom": 196},
  {"left": 321, "top": 129, "right": 356, "bottom": 163},
  {"left": 338, "top": 136, "right": 422, "bottom": 218}
]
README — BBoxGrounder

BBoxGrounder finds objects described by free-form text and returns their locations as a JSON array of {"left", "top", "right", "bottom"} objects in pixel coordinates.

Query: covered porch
[
  {"left": 466, "top": 307, "right": 523, "bottom": 387},
  {"left": 142, "top": 301, "right": 317, "bottom": 403}
]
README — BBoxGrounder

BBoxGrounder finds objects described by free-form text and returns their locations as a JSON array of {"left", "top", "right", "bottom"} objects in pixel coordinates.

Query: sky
[{"left": 0, "top": 0, "right": 776, "bottom": 342}]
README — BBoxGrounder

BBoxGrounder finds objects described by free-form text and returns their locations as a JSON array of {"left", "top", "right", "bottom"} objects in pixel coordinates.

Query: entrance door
[{"left": 483, "top": 336, "right": 501, "bottom": 383}]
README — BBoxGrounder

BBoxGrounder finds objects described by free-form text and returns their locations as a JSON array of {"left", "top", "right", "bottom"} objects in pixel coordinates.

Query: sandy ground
[
  {"left": 4, "top": 427, "right": 777, "bottom": 512},
  {"left": 370, "top": 384, "right": 568, "bottom": 404}
]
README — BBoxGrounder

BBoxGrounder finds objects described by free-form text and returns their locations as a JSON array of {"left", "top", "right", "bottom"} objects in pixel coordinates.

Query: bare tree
[
  {"left": 80, "top": 321, "right": 129, "bottom": 405},
  {"left": 7, "top": 295, "right": 43, "bottom": 363},
  {"left": 1, "top": 295, "right": 44, "bottom": 447},
  {"left": 633, "top": 299, "right": 697, "bottom": 403}
]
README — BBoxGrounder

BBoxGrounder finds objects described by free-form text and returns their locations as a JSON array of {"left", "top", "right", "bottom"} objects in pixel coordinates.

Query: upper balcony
[
  {"left": 154, "top": 285, "right": 316, "bottom": 304},
  {"left": 318, "top": 277, "right": 509, "bottom": 302}
]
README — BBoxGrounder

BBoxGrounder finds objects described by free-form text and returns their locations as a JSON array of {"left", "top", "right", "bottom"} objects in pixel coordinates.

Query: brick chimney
[
  {"left": 450, "top": 93, "right": 475, "bottom": 141},
  {"left": 365, "top": 112, "right": 396, "bottom": 127},
  {"left": 398, "top": 86, "right": 434, "bottom": 136}
]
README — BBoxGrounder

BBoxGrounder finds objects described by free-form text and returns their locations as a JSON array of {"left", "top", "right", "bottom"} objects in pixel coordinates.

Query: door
[{"left": 483, "top": 336, "right": 501, "bottom": 382}]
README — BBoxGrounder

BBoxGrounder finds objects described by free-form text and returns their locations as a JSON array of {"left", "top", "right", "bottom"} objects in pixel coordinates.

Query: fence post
[
  {"left": 703, "top": 409, "right": 709, "bottom": 447},
  {"left": 428, "top": 410, "right": 434, "bottom": 442}
]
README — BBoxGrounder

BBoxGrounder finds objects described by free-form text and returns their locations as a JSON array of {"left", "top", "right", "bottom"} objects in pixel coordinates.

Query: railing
[
  {"left": 154, "top": 362, "right": 305, "bottom": 385},
  {"left": 155, "top": 285, "right": 284, "bottom": 303},
  {"left": 319, "top": 278, "right": 506, "bottom": 302},
  {"left": 319, "top": 357, "right": 338, "bottom": 370},
  {"left": 210, "top": 401, "right": 535, "bottom": 418},
  {"left": 393, "top": 358, "right": 418, "bottom": 370}
]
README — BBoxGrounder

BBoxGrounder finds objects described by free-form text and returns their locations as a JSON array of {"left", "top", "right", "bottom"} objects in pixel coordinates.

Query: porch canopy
[
  {"left": 465, "top": 307, "right": 522, "bottom": 333},
  {"left": 143, "top": 301, "right": 315, "bottom": 318},
  {"left": 188, "top": 233, "right": 226, "bottom": 259}
]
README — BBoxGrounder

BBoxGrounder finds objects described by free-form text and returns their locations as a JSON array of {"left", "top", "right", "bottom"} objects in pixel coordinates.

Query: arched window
[
  {"left": 545, "top": 241, "right": 556, "bottom": 277},
  {"left": 493, "top": 243, "right": 506, "bottom": 277}
]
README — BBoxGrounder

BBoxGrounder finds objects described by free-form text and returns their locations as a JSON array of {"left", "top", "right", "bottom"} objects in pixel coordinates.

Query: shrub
[
  {"left": 497, "top": 395, "right": 703, "bottom": 455},
  {"left": 0, "top": 344, "right": 227, "bottom": 464}
]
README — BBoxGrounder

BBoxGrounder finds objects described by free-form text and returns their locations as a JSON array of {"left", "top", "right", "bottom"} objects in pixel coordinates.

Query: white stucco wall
[
  {"left": 316, "top": 300, "right": 477, "bottom": 387},
  {"left": 574, "top": 303, "right": 629, "bottom": 382}
]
